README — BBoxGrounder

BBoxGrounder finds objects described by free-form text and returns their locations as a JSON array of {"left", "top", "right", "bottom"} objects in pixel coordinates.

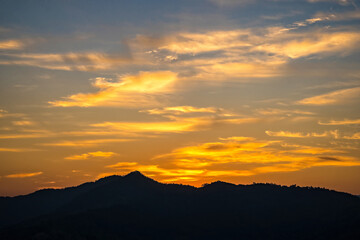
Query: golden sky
[{"left": 0, "top": 0, "right": 360, "bottom": 196}]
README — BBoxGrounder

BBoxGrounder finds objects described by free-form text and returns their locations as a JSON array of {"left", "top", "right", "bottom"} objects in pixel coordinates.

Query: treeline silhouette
[{"left": 1, "top": 171, "right": 359, "bottom": 239}]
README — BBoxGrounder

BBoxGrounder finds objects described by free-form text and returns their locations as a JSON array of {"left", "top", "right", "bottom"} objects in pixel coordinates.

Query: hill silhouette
[{"left": 1, "top": 171, "right": 360, "bottom": 239}]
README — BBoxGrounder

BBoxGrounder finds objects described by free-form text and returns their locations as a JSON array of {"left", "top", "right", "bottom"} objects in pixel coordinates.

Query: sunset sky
[{"left": 0, "top": 0, "right": 360, "bottom": 196}]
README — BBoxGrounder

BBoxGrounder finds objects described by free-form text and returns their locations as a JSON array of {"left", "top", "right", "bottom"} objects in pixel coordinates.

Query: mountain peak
[
  {"left": 123, "top": 171, "right": 153, "bottom": 182},
  {"left": 125, "top": 171, "right": 146, "bottom": 178}
]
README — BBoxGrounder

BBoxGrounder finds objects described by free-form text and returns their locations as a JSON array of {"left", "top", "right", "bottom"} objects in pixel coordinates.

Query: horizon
[
  {"left": 0, "top": 0, "right": 360, "bottom": 196},
  {"left": 1, "top": 170, "right": 358, "bottom": 197}
]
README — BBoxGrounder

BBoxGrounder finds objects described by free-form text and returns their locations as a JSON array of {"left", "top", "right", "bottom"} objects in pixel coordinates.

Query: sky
[{"left": 0, "top": 0, "right": 360, "bottom": 196}]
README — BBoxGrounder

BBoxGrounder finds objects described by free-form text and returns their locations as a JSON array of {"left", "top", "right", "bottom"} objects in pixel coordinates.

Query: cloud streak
[
  {"left": 91, "top": 116, "right": 258, "bottom": 134},
  {"left": 319, "top": 119, "right": 360, "bottom": 125},
  {"left": 0, "top": 52, "right": 132, "bottom": 71},
  {"left": 297, "top": 87, "right": 360, "bottom": 105},
  {"left": 143, "top": 106, "right": 220, "bottom": 115},
  {"left": 65, "top": 151, "right": 117, "bottom": 160},
  {"left": 5, "top": 172, "right": 43, "bottom": 178},
  {"left": 49, "top": 71, "right": 178, "bottom": 107},
  {"left": 42, "top": 139, "right": 133, "bottom": 148},
  {"left": 0, "top": 148, "right": 39, "bottom": 152},
  {"left": 102, "top": 136, "right": 359, "bottom": 183},
  {"left": 0, "top": 40, "right": 24, "bottom": 50},
  {"left": 265, "top": 130, "right": 339, "bottom": 138}
]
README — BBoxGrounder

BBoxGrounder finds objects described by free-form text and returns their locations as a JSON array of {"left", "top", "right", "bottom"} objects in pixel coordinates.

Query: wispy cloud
[
  {"left": 42, "top": 139, "right": 133, "bottom": 147},
  {"left": 195, "top": 61, "right": 284, "bottom": 80},
  {"left": 307, "top": 0, "right": 355, "bottom": 6},
  {"left": 135, "top": 24, "right": 360, "bottom": 84},
  {"left": 0, "top": 109, "right": 25, "bottom": 118},
  {"left": 0, "top": 132, "right": 52, "bottom": 139},
  {"left": 143, "top": 106, "right": 220, "bottom": 115},
  {"left": 105, "top": 162, "right": 138, "bottom": 169},
  {"left": 255, "top": 108, "right": 314, "bottom": 116},
  {"left": 265, "top": 130, "right": 339, "bottom": 138},
  {"left": 65, "top": 151, "right": 117, "bottom": 160},
  {"left": 297, "top": 87, "right": 360, "bottom": 105},
  {"left": 49, "top": 71, "right": 178, "bottom": 107},
  {"left": 0, "top": 52, "right": 132, "bottom": 71},
  {"left": 0, "top": 147, "right": 40, "bottom": 152},
  {"left": 343, "top": 132, "right": 360, "bottom": 139},
  {"left": 156, "top": 136, "right": 357, "bottom": 168},
  {"left": 5, "top": 171, "right": 43, "bottom": 178},
  {"left": 306, "top": 80, "right": 360, "bottom": 90},
  {"left": 310, "top": 10, "right": 360, "bottom": 22},
  {"left": 91, "top": 115, "right": 259, "bottom": 134},
  {"left": 153, "top": 30, "right": 254, "bottom": 55},
  {"left": 101, "top": 136, "right": 359, "bottom": 183},
  {"left": 0, "top": 40, "right": 24, "bottom": 50},
  {"left": 319, "top": 119, "right": 360, "bottom": 125},
  {"left": 206, "top": 0, "right": 254, "bottom": 7},
  {"left": 12, "top": 121, "right": 35, "bottom": 126},
  {"left": 257, "top": 32, "right": 360, "bottom": 59}
]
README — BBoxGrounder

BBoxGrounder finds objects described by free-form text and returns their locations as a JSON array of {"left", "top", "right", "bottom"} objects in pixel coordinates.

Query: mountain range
[{"left": 1, "top": 171, "right": 359, "bottom": 239}]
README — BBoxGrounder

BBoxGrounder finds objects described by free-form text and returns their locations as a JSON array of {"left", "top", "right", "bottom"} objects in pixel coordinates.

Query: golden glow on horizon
[{"left": 95, "top": 136, "right": 360, "bottom": 184}]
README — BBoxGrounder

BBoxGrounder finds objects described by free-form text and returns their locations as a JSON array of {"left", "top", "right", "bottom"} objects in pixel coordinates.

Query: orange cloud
[
  {"left": 144, "top": 106, "right": 220, "bottom": 115},
  {"left": 343, "top": 132, "right": 360, "bottom": 140},
  {"left": 297, "top": 87, "right": 360, "bottom": 105},
  {"left": 106, "top": 162, "right": 138, "bottom": 168},
  {"left": 134, "top": 25, "right": 360, "bottom": 87},
  {"left": 92, "top": 119, "right": 202, "bottom": 133},
  {"left": 99, "top": 135, "right": 359, "bottom": 184},
  {"left": 0, "top": 133, "right": 51, "bottom": 139},
  {"left": 0, "top": 40, "right": 24, "bottom": 50},
  {"left": 42, "top": 139, "right": 133, "bottom": 147},
  {"left": 0, "top": 148, "right": 39, "bottom": 152},
  {"left": 91, "top": 115, "right": 258, "bottom": 134},
  {"left": 12, "top": 121, "right": 35, "bottom": 126},
  {"left": 0, "top": 109, "right": 25, "bottom": 118},
  {"left": 319, "top": 119, "right": 360, "bottom": 125},
  {"left": 257, "top": 32, "right": 360, "bottom": 59},
  {"left": 151, "top": 136, "right": 359, "bottom": 179},
  {"left": 196, "top": 61, "right": 284, "bottom": 80},
  {"left": 265, "top": 130, "right": 338, "bottom": 138},
  {"left": 156, "top": 30, "right": 254, "bottom": 55},
  {"left": 49, "top": 71, "right": 178, "bottom": 107},
  {"left": 5, "top": 172, "right": 43, "bottom": 178},
  {"left": 0, "top": 52, "right": 131, "bottom": 71},
  {"left": 65, "top": 151, "right": 117, "bottom": 160},
  {"left": 255, "top": 108, "right": 314, "bottom": 116},
  {"left": 218, "top": 136, "right": 255, "bottom": 142}
]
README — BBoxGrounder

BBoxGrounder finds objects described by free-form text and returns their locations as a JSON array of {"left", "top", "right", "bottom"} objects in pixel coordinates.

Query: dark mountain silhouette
[{"left": 1, "top": 171, "right": 360, "bottom": 240}]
